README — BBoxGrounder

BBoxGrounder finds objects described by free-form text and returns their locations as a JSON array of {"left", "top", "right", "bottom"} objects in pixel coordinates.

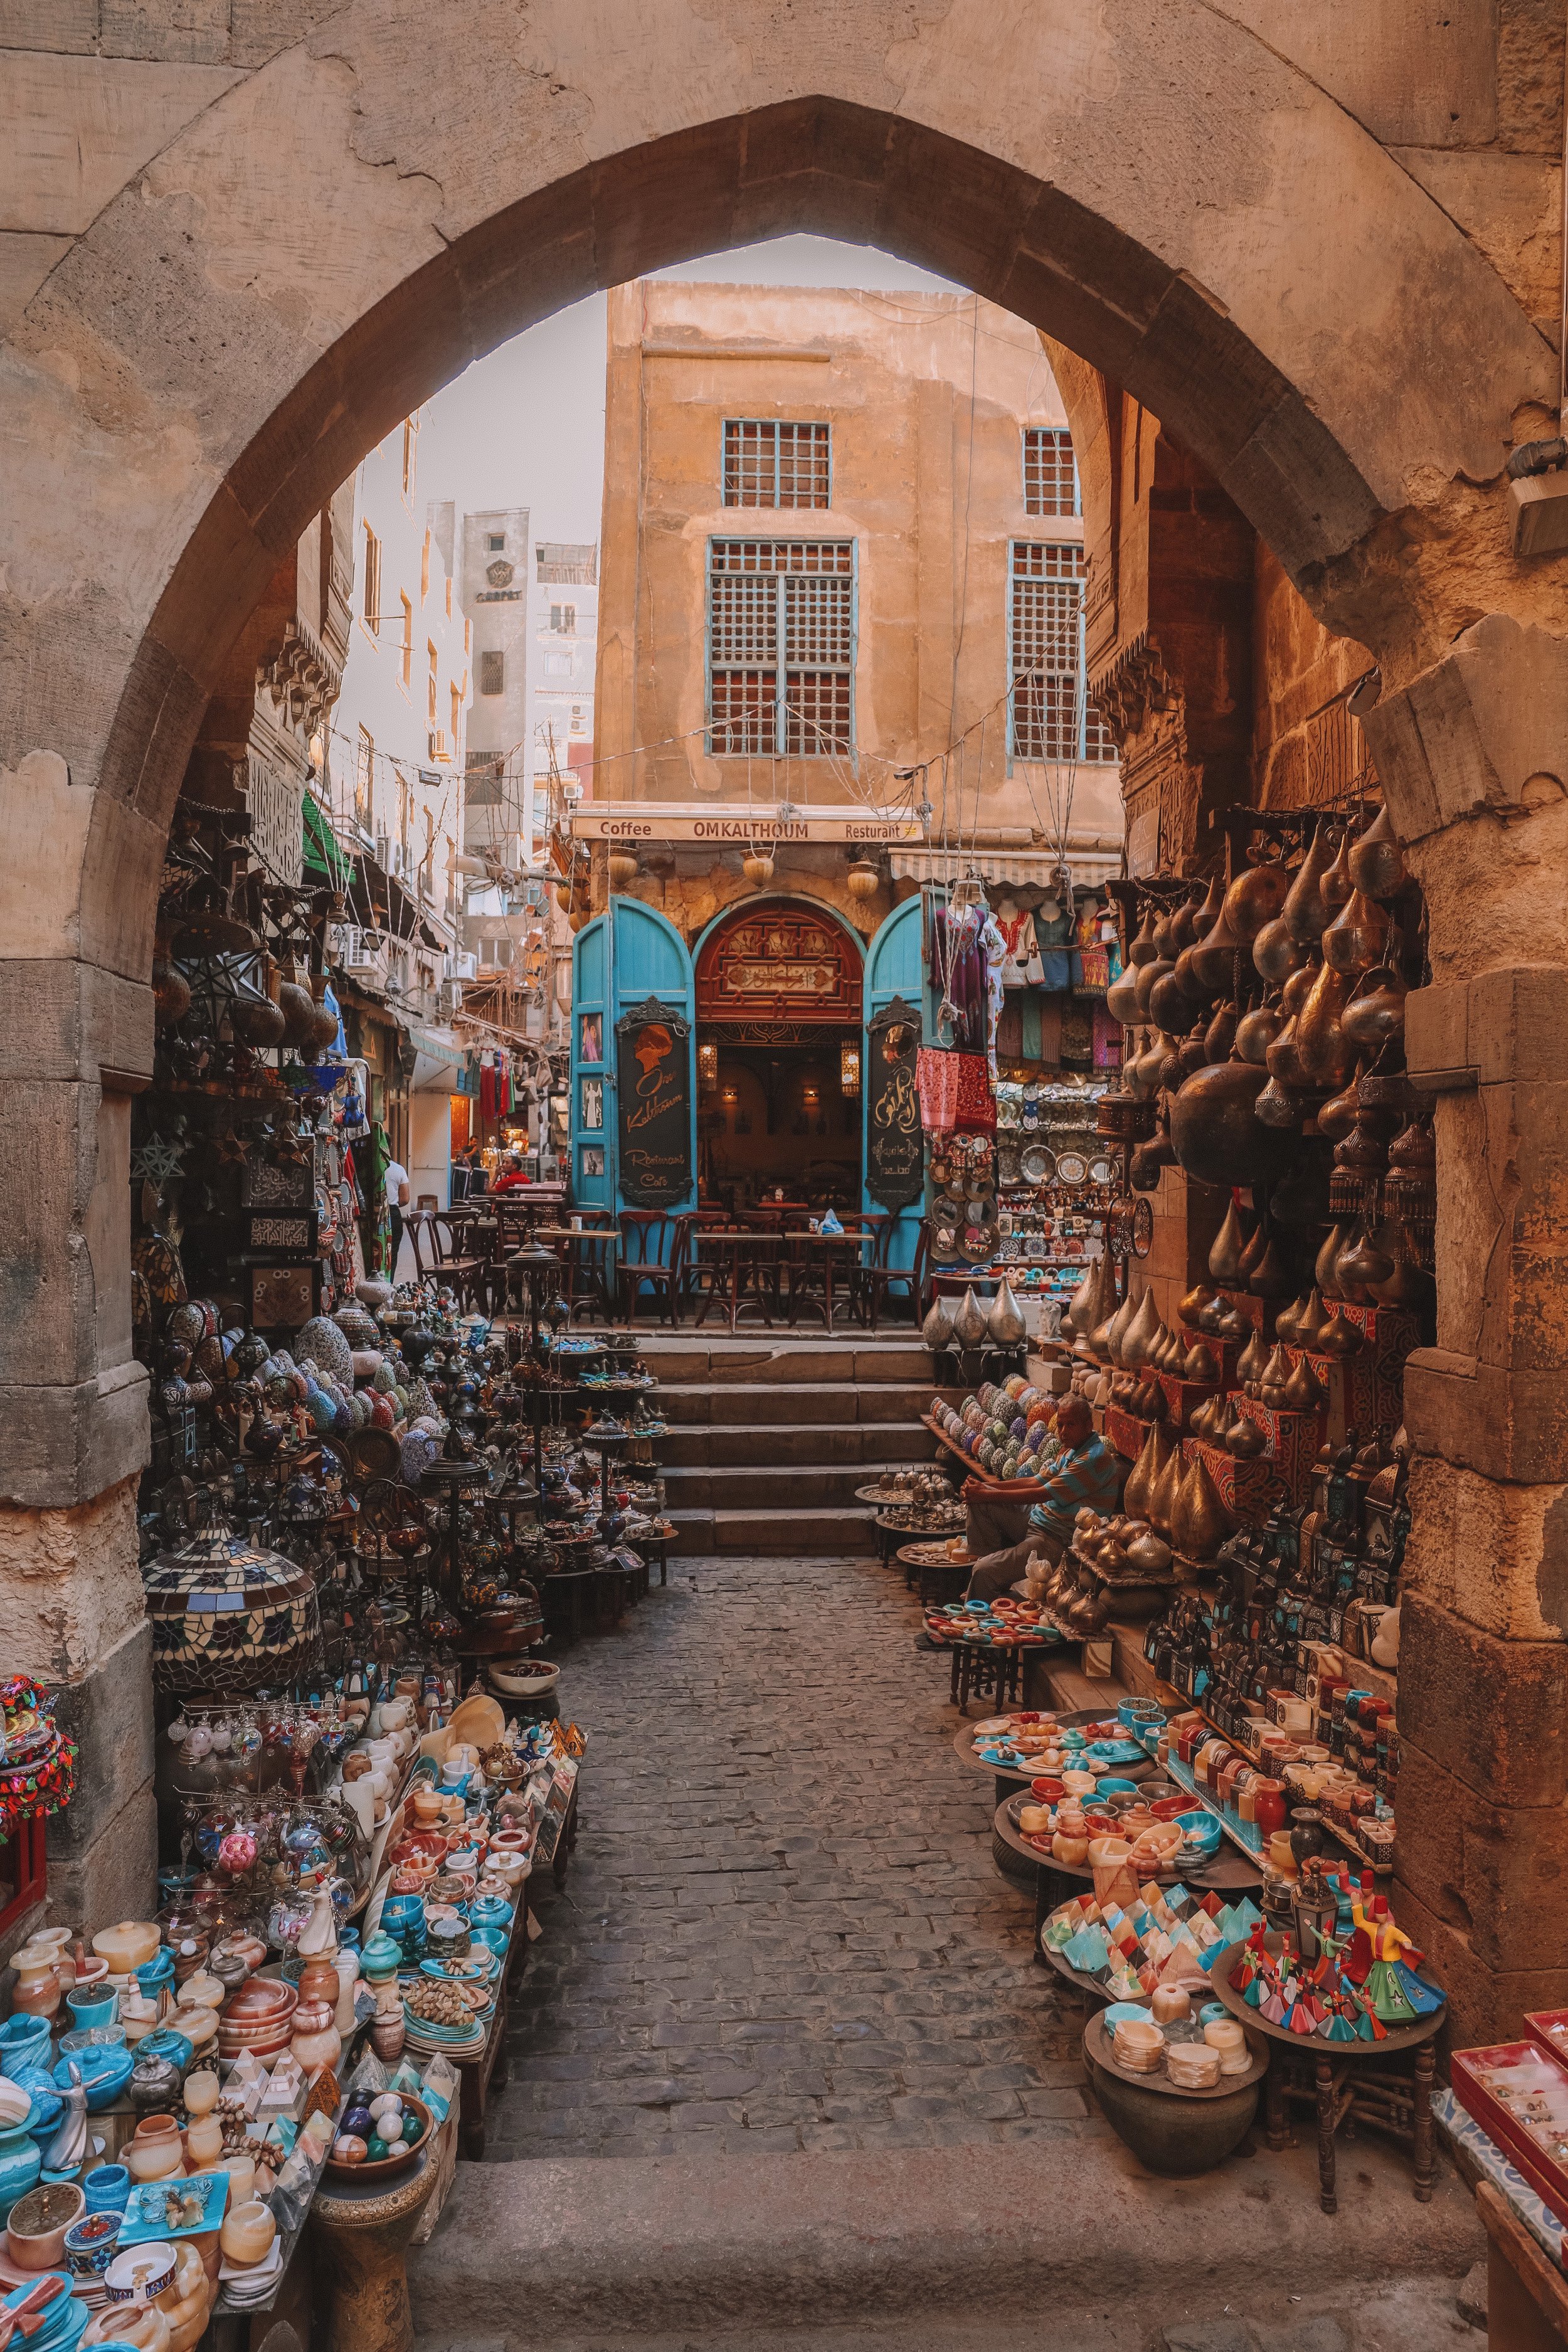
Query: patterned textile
[{"left": 1027, "top": 1434, "right": 1123, "bottom": 1544}]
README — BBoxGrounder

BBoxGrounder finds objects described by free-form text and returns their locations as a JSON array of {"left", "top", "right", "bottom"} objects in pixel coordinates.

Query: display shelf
[{"left": 1143, "top": 1710, "right": 1394, "bottom": 1876}]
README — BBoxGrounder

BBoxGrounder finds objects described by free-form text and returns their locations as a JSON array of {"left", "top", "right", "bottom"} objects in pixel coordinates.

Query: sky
[{"left": 415, "top": 235, "right": 960, "bottom": 550}]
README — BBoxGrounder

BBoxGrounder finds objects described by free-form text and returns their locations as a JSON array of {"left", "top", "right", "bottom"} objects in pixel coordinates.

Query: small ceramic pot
[
  {"left": 183, "top": 2112, "right": 222, "bottom": 2168},
  {"left": 8, "top": 2178, "right": 86, "bottom": 2269},
  {"left": 182, "top": 2070, "right": 220, "bottom": 2119},
  {"left": 125, "top": 2116, "right": 183, "bottom": 2183},
  {"left": 127, "top": 2055, "right": 183, "bottom": 2114},
  {"left": 93, "top": 1924, "right": 161, "bottom": 1976},
  {"left": 10, "top": 1947, "right": 62, "bottom": 2021},
  {"left": 83, "top": 2165, "right": 130, "bottom": 2216},
  {"left": 65, "top": 2209, "right": 123, "bottom": 2277}
]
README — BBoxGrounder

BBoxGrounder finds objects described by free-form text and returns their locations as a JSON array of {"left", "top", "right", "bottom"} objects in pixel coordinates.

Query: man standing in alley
[{"left": 961, "top": 1396, "right": 1122, "bottom": 1601}]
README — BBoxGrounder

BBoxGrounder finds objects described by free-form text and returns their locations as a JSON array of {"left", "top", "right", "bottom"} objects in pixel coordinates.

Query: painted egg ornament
[
  {"left": 365, "top": 2135, "right": 391, "bottom": 2162},
  {"left": 343, "top": 2106, "right": 374, "bottom": 2139},
  {"left": 334, "top": 2134, "right": 368, "bottom": 2164}
]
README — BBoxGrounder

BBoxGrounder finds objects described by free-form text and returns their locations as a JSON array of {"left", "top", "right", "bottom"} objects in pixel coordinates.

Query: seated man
[{"left": 961, "top": 1396, "right": 1122, "bottom": 1602}]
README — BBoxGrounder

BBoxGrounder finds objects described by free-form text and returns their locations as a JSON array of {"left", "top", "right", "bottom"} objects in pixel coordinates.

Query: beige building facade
[{"left": 585, "top": 282, "right": 1124, "bottom": 943}]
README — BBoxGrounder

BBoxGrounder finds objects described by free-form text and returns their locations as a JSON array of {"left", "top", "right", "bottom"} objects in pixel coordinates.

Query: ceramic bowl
[
  {"left": 60, "top": 2025, "right": 128, "bottom": 2058},
  {"left": 0, "top": 2019, "right": 52, "bottom": 2078},
  {"left": 63, "top": 2212, "right": 122, "bottom": 2278},
  {"left": 53, "top": 2046, "right": 135, "bottom": 2111}
]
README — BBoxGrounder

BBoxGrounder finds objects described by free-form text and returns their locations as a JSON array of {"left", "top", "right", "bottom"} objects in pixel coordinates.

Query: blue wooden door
[
  {"left": 570, "top": 899, "right": 696, "bottom": 1219},
  {"left": 862, "top": 896, "right": 925, "bottom": 1268}
]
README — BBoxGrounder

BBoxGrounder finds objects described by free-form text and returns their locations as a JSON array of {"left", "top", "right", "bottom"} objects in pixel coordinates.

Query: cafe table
[
  {"left": 781, "top": 1227, "right": 873, "bottom": 1329},
  {"left": 688, "top": 1227, "right": 781, "bottom": 1332}
]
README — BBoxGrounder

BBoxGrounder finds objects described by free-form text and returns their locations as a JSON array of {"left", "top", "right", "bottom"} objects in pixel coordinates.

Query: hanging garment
[
  {"left": 978, "top": 909, "right": 1008, "bottom": 1079},
  {"left": 1092, "top": 1004, "right": 1123, "bottom": 1069},
  {"left": 916, "top": 1046, "right": 961, "bottom": 1135},
  {"left": 930, "top": 905, "right": 988, "bottom": 1051},
  {"left": 995, "top": 903, "right": 1037, "bottom": 989}
]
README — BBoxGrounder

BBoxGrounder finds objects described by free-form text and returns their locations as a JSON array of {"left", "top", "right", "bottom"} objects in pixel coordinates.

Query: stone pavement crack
[{"left": 491, "top": 1554, "right": 1093, "bottom": 2159}]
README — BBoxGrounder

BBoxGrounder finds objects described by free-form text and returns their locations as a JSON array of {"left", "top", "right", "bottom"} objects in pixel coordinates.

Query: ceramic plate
[
  {"left": 1055, "top": 1151, "right": 1088, "bottom": 1187},
  {"left": 959, "top": 1224, "right": 997, "bottom": 1263},
  {"left": 1019, "top": 1145, "right": 1055, "bottom": 1186},
  {"left": 1088, "top": 1156, "right": 1114, "bottom": 1185}
]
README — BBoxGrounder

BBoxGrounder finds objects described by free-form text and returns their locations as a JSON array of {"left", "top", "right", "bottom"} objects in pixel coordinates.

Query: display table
[
  {"left": 993, "top": 1791, "right": 1259, "bottom": 1949},
  {"left": 1207, "top": 1933, "right": 1442, "bottom": 2213},
  {"left": 1478, "top": 2180, "right": 1568, "bottom": 2352}
]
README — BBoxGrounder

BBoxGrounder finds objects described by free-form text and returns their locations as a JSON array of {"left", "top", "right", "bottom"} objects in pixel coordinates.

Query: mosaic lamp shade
[{"left": 142, "top": 1520, "right": 320, "bottom": 1694}]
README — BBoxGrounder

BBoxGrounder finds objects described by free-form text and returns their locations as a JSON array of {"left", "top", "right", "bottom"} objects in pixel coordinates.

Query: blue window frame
[
  {"left": 1007, "top": 541, "right": 1116, "bottom": 765},
  {"left": 1022, "top": 426, "right": 1080, "bottom": 517},
  {"left": 722, "top": 420, "right": 832, "bottom": 509},
  {"left": 706, "top": 538, "right": 856, "bottom": 755}
]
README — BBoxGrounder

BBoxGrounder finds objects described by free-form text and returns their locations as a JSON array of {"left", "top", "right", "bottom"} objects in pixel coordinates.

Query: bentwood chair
[
  {"left": 861, "top": 1217, "right": 930, "bottom": 1331},
  {"left": 615, "top": 1212, "right": 689, "bottom": 1326}
]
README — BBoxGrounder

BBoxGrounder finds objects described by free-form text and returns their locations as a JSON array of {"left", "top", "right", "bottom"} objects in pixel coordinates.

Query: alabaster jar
[
  {"left": 125, "top": 2116, "right": 184, "bottom": 2183},
  {"left": 288, "top": 2001, "right": 341, "bottom": 2073},
  {"left": 220, "top": 2200, "right": 276, "bottom": 2268},
  {"left": 92, "top": 1922, "right": 161, "bottom": 1975},
  {"left": 10, "top": 1946, "right": 62, "bottom": 2020},
  {"left": 183, "top": 2111, "right": 223, "bottom": 2168}
]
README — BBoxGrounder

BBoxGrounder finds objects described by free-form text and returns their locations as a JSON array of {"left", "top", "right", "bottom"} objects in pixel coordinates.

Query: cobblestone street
[{"left": 493, "top": 1555, "right": 1098, "bottom": 2159}]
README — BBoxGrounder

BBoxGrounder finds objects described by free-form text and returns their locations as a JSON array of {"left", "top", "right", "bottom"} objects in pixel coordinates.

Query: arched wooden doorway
[{"left": 693, "top": 898, "right": 864, "bottom": 1213}]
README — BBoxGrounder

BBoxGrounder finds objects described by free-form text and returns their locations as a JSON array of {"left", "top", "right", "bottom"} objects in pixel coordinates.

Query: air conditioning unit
[
  {"left": 438, "top": 978, "right": 464, "bottom": 1018},
  {"left": 452, "top": 950, "right": 477, "bottom": 980},
  {"left": 374, "top": 833, "right": 391, "bottom": 871},
  {"left": 334, "top": 924, "right": 382, "bottom": 975}
]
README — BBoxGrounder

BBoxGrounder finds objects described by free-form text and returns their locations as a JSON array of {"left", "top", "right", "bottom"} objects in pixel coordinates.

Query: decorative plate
[
  {"left": 933, "top": 1194, "right": 965, "bottom": 1227},
  {"left": 1056, "top": 1151, "right": 1088, "bottom": 1187},
  {"left": 1131, "top": 1199, "right": 1153, "bottom": 1258},
  {"left": 1019, "top": 1145, "right": 1055, "bottom": 1187},
  {"left": 960, "top": 1222, "right": 998, "bottom": 1263},
  {"left": 997, "top": 1146, "right": 1022, "bottom": 1187},
  {"left": 1088, "top": 1157, "right": 1114, "bottom": 1185},
  {"left": 932, "top": 1226, "right": 958, "bottom": 1259}
]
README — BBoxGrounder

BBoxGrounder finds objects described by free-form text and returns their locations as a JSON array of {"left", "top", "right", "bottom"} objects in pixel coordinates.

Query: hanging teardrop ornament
[
  {"left": 1148, "top": 1442, "right": 1184, "bottom": 1539},
  {"left": 1127, "top": 907, "right": 1160, "bottom": 967},
  {"left": 1322, "top": 827, "right": 1355, "bottom": 913},
  {"left": 1235, "top": 1002, "right": 1281, "bottom": 1065},
  {"left": 1208, "top": 1200, "right": 1248, "bottom": 1287},
  {"left": 1317, "top": 1075, "right": 1362, "bottom": 1143},
  {"left": 1283, "top": 824, "right": 1337, "bottom": 945},
  {"left": 1236, "top": 1324, "right": 1270, "bottom": 1390},
  {"left": 1253, "top": 915, "right": 1311, "bottom": 983},
  {"left": 1317, "top": 1305, "right": 1367, "bottom": 1359},
  {"left": 1347, "top": 803, "right": 1407, "bottom": 901},
  {"left": 1191, "top": 901, "right": 1243, "bottom": 995},
  {"left": 1106, "top": 961, "right": 1144, "bottom": 1025},
  {"left": 1265, "top": 1013, "right": 1310, "bottom": 1091},
  {"left": 1315, "top": 1225, "right": 1348, "bottom": 1300},
  {"left": 1204, "top": 1004, "right": 1238, "bottom": 1064},
  {"left": 1237, "top": 1219, "right": 1267, "bottom": 1281},
  {"left": 921, "top": 1295, "right": 955, "bottom": 1350},
  {"left": 1295, "top": 960, "right": 1355, "bottom": 1089},
  {"left": 1179, "top": 1454, "right": 1232, "bottom": 1562},
  {"left": 1332, "top": 1221, "right": 1375, "bottom": 1303},
  {"left": 1341, "top": 965, "right": 1408, "bottom": 1052},
  {"left": 1223, "top": 856, "right": 1290, "bottom": 945},
  {"left": 1323, "top": 889, "right": 1389, "bottom": 977},
  {"left": 953, "top": 1288, "right": 988, "bottom": 1348},
  {"left": 1337, "top": 1221, "right": 1395, "bottom": 1295}
]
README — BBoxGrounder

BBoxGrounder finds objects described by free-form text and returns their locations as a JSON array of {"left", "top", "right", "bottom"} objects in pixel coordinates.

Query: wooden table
[
  {"left": 688, "top": 1229, "right": 780, "bottom": 1331},
  {"left": 1207, "top": 1931, "right": 1443, "bottom": 2213},
  {"left": 1479, "top": 2180, "right": 1568, "bottom": 2352},
  {"left": 780, "top": 1229, "right": 871, "bottom": 1329},
  {"left": 993, "top": 1789, "right": 1261, "bottom": 1952}
]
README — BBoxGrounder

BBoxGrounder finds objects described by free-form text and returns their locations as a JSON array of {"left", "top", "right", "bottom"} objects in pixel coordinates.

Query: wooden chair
[
  {"left": 678, "top": 1210, "right": 733, "bottom": 1319},
  {"left": 615, "top": 1211, "right": 689, "bottom": 1326},
  {"left": 861, "top": 1216, "right": 930, "bottom": 1331},
  {"left": 562, "top": 1227, "right": 617, "bottom": 1322},
  {"left": 425, "top": 1213, "right": 489, "bottom": 1314}
]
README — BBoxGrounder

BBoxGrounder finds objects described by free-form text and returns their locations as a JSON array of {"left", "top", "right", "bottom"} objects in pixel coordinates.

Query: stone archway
[{"left": 3, "top": 3, "right": 1565, "bottom": 2021}]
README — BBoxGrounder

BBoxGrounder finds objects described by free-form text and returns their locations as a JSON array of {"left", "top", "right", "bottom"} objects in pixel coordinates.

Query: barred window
[
  {"left": 707, "top": 540, "right": 855, "bottom": 755},
  {"left": 723, "top": 420, "right": 831, "bottom": 509},
  {"left": 478, "top": 649, "right": 505, "bottom": 697},
  {"left": 1023, "top": 426, "right": 1079, "bottom": 517},
  {"left": 1009, "top": 542, "right": 1116, "bottom": 766}
]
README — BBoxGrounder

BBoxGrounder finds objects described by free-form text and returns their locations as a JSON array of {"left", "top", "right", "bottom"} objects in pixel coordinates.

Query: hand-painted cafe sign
[{"left": 615, "top": 995, "right": 693, "bottom": 1208}]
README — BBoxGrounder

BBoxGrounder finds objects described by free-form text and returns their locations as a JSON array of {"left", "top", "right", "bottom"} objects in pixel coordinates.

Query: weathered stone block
[
  {"left": 1390, "top": 1876, "right": 1568, "bottom": 2055},
  {"left": 1403, "top": 1454, "right": 1568, "bottom": 1642},
  {"left": 1398, "top": 1593, "right": 1568, "bottom": 1808},
  {"left": 46, "top": 1618, "right": 154, "bottom": 1862},
  {"left": 0, "top": 1472, "right": 146, "bottom": 1683},
  {"left": 0, "top": 1364, "right": 149, "bottom": 1512},
  {"left": 45, "top": 1772, "right": 156, "bottom": 1933},
  {"left": 1396, "top": 1736, "right": 1568, "bottom": 1971}
]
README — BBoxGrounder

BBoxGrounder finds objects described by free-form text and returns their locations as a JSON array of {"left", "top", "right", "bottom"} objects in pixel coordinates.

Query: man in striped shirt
[{"left": 962, "top": 1397, "right": 1123, "bottom": 1601}]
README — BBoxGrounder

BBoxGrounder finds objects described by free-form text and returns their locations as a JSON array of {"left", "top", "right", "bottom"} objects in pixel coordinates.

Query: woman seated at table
[{"left": 961, "top": 1397, "right": 1123, "bottom": 1601}]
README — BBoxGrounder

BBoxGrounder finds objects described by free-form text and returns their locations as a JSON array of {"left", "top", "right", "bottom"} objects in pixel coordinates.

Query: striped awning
[{"left": 890, "top": 844, "right": 1124, "bottom": 889}]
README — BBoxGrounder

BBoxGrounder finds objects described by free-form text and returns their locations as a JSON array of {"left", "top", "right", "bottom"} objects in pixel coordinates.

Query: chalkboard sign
[
  {"left": 615, "top": 995, "right": 693, "bottom": 1208},
  {"left": 866, "top": 995, "right": 924, "bottom": 1210}
]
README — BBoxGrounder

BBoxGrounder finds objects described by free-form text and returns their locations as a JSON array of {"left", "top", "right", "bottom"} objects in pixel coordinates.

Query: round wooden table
[
  {"left": 1207, "top": 1931, "right": 1445, "bottom": 2213},
  {"left": 950, "top": 1708, "right": 1159, "bottom": 1806},
  {"left": 994, "top": 1789, "right": 1261, "bottom": 1949}
]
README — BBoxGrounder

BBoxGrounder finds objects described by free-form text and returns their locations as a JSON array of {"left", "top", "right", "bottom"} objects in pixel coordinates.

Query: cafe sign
[
  {"left": 572, "top": 805, "right": 922, "bottom": 845},
  {"left": 865, "top": 995, "right": 924, "bottom": 1212},
  {"left": 615, "top": 995, "right": 693, "bottom": 1209}
]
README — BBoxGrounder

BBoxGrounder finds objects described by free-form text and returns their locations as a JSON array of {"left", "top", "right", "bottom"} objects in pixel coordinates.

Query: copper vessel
[
  {"left": 1126, "top": 907, "right": 1160, "bottom": 967},
  {"left": 1316, "top": 1076, "right": 1362, "bottom": 1143},
  {"left": 1255, "top": 1076, "right": 1307, "bottom": 1127},
  {"left": 1295, "top": 961, "right": 1355, "bottom": 1089},
  {"left": 1258, "top": 1342, "right": 1291, "bottom": 1407},
  {"left": 1283, "top": 1352, "right": 1325, "bottom": 1412},
  {"left": 1248, "top": 1234, "right": 1294, "bottom": 1296},
  {"left": 1317, "top": 1306, "right": 1366, "bottom": 1359},
  {"left": 1191, "top": 904, "right": 1243, "bottom": 995},
  {"left": 1236, "top": 1325, "right": 1269, "bottom": 1389},
  {"left": 1322, "top": 889, "right": 1389, "bottom": 977},
  {"left": 1223, "top": 859, "right": 1290, "bottom": 945},
  {"left": 1148, "top": 1444, "right": 1183, "bottom": 1539},
  {"left": 1322, "top": 828, "right": 1354, "bottom": 912},
  {"left": 1315, "top": 1225, "right": 1348, "bottom": 1299},
  {"left": 1149, "top": 968, "right": 1199, "bottom": 1033},
  {"left": 1283, "top": 826, "right": 1337, "bottom": 945},
  {"left": 1274, "top": 1295, "right": 1306, "bottom": 1345},
  {"left": 1296, "top": 1286, "right": 1330, "bottom": 1348},
  {"left": 1173, "top": 1454, "right": 1231, "bottom": 1561},
  {"left": 1234, "top": 1002, "right": 1281, "bottom": 1065},
  {"left": 1226, "top": 1410, "right": 1267, "bottom": 1459},
  {"left": 1184, "top": 1340, "right": 1220, "bottom": 1384},
  {"left": 1253, "top": 915, "right": 1310, "bottom": 982},
  {"left": 1124, "top": 1420, "right": 1174, "bottom": 1520},
  {"left": 1204, "top": 1004, "right": 1237, "bottom": 1063},
  {"left": 1208, "top": 1201, "right": 1248, "bottom": 1286},
  {"left": 1341, "top": 967, "right": 1407, "bottom": 1051},
  {"left": 1133, "top": 956, "right": 1175, "bottom": 1019},
  {"left": 1178, "top": 1283, "right": 1219, "bottom": 1327},
  {"left": 1347, "top": 803, "right": 1407, "bottom": 901}
]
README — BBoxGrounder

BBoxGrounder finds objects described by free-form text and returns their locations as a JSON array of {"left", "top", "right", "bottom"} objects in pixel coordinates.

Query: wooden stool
[
  {"left": 948, "top": 1638, "right": 1024, "bottom": 1713},
  {"left": 310, "top": 2149, "right": 440, "bottom": 2352}
]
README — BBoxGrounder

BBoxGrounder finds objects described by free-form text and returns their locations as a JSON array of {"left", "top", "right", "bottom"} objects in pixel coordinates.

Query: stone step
[
  {"left": 667, "top": 1505, "right": 877, "bottom": 1556},
  {"left": 639, "top": 1340, "right": 931, "bottom": 1385},
  {"left": 660, "top": 1420, "right": 937, "bottom": 1470},
  {"left": 662, "top": 1459, "right": 932, "bottom": 1511},
  {"left": 659, "top": 1379, "right": 958, "bottom": 1427}
]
